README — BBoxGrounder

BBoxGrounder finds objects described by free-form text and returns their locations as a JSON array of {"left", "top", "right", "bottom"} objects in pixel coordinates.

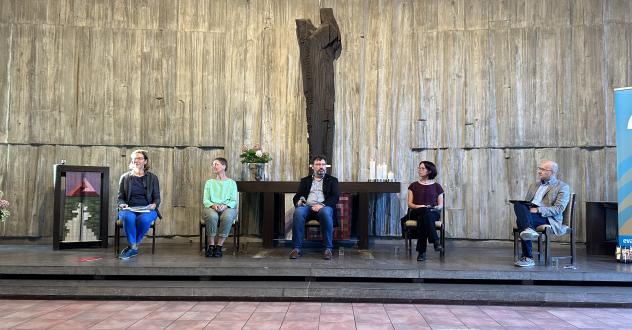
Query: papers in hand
[{"left": 123, "top": 205, "right": 151, "bottom": 213}]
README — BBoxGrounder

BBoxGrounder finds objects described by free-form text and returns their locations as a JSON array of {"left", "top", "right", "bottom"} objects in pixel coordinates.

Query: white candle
[{"left": 369, "top": 160, "right": 376, "bottom": 181}]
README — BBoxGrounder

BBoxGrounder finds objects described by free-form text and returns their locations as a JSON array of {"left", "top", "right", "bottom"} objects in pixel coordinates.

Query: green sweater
[{"left": 203, "top": 178, "right": 238, "bottom": 209}]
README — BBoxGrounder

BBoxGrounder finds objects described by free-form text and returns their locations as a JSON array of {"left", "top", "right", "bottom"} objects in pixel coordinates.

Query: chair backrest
[{"left": 562, "top": 193, "right": 576, "bottom": 228}]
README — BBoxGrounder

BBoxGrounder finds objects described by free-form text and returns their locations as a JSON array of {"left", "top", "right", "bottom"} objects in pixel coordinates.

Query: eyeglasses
[
  {"left": 133, "top": 157, "right": 145, "bottom": 161},
  {"left": 537, "top": 167, "right": 552, "bottom": 172}
]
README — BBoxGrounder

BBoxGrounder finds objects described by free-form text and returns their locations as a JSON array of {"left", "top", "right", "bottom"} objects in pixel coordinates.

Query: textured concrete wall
[{"left": 0, "top": 0, "right": 629, "bottom": 240}]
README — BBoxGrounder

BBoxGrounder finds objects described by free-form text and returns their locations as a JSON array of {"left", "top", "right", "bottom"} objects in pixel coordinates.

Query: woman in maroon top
[{"left": 407, "top": 160, "right": 444, "bottom": 261}]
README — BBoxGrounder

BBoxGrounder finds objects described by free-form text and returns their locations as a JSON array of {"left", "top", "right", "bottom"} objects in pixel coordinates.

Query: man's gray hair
[{"left": 543, "top": 160, "right": 559, "bottom": 175}]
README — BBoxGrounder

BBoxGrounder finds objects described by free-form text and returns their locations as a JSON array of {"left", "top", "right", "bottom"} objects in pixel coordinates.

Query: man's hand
[
  {"left": 529, "top": 207, "right": 539, "bottom": 213},
  {"left": 311, "top": 204, "right": 324, "bottom": 212},
  {"left": 119, "top": 204, "right": 128, "bottom": 209},
  {"left": 147, "top": 203, "right": 157, "bottom": 210}
]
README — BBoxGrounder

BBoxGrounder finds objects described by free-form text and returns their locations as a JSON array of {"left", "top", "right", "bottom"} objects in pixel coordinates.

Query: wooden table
[{"left": 236, "top": 181, "right": 401, "bottom": 249}]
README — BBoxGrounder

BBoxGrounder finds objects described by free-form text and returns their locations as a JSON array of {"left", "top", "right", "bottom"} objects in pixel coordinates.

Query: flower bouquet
[
  {"left": 240, "top": 144, "right": 271, "bottom": 181},
  {"left": 239, "top": 144, "right": 272, "bottom": 163},
  {"left": 0, "top": 191, "right": 10, "bottom": 223}
]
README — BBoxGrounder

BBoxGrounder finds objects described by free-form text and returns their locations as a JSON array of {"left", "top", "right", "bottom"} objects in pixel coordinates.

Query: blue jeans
[
  {"left": 514, "top": 203, "right": 549, "bottom": 258},
  {"left": 118, "top": 210, "right": 158, "bottom": 246},
  {"left": 292, "top": 205, "right": 334, "bottom": 250}
]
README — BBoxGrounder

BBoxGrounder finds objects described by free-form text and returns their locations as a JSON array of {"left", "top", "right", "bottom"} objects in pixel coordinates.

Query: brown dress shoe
[
  {"left": 323, "top": 249, "right": 333, "bottom": 260},
  {"left": 289, "top": 249, "right": 301, "bottom": 259}
]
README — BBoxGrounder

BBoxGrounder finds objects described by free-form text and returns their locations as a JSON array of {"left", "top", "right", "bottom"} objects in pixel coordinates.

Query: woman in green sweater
[{"left": 202, "top": 157, "right": 238, "bottom": 257}]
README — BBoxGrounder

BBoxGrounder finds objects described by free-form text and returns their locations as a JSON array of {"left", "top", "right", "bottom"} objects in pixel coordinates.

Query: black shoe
[
  {"left": 205, "top": 245, "right": 215, "bottom": 258},
  {"left": 214, "top": 245, "right": 223, "bottom": 258},
  {"left": 434, "top": 243, "right": 443, "bottom": 252},
  {"left": 417, "top": 252, "right": 426, "bottom": 261}
]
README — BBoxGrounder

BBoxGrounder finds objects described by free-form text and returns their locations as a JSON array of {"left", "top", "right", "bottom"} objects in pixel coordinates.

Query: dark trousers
[
  {"left": 514, "top": 203, "right": 550, "bottom": 258},
  {"left": 410, "top": 207, "right": 440, "bottom": 253}
]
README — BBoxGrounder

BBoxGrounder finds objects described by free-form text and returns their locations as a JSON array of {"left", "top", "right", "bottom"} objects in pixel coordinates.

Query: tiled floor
[{"left": 1, "top": 300, "right": 631, "bottom": 329}]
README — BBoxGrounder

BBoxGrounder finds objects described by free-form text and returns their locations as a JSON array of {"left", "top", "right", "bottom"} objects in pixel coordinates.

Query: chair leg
[
  {"left": 404, "top": 230, "right": 410, "bottom": 255},
  {"left": 115, "top": 223, "right": 120, "bottom": 255},
  {"left": 440, "top": 226, "right": 445, "bottom": 258},
  {"left": 200, "top": 223, "right": 207, "bottom": 252},
  {"left": 403, "top": 230, "right": 407, "bottom": 253},
  {"left": 151, "top": 224, "right": 156, "bottom": 254},
  {"left": 544, "top": 230, "right": 551, "bottom": 266},
  {"left": 236, "top": 221, "right": 240, "bottom": 251},
  {"left": 571, "top": 228, "right": 576, "bottom": 265},
  {"left": 571, "top": 236, "right": 576, "bottom": 266},
  {"left": 199, "top": 223, "right": 203, "bottom": 252},
  {"left": 203, "top": 225, "right": 207, "bottom": 251},
  {"left": 536, "top": 235, "right": 542, "bottom": 261},
  {"left": 513, "top": 229, "right": 519, "bottom": 262},
  {"left": 232, "top": 223, "right": 238, "bottom": 252}
]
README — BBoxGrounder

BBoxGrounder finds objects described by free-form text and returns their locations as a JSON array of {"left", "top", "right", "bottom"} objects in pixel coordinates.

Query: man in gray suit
[{"left": 514, "top": 160, "right": 570, "bottom": 267}]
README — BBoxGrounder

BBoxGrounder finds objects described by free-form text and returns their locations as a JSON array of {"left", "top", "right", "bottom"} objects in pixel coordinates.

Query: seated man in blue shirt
[
  {"left": 514, "top": 160, "right": 570, "bottom": 267},
  {"left": 290, "top": 155, "right": 340, "bottom": 260}
]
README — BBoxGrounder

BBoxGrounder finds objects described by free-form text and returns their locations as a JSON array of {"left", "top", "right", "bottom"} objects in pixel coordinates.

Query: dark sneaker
[
  {"left": 120, "top": 248, "right": 138, "bottom": 260},
  {"left": 214, "top": 245, "right": 223, "bottom": 258},
  {"left": 118, "top": 246, "right": 130, "bottom": 259},
  {"left": 289, "top": 249, "right": 301, "bottom": 259},
  {"left": 417, "top": 252, "right": 426, "bottom": 261},
  {"left": 514, "top": 257, "right": 535, "bottom": 267},
  {"left": 323, "top": 249, "right": 333, "bottom": 260},
  {"left": 205, "top": 245, "right": 214, "bottom": 258}
]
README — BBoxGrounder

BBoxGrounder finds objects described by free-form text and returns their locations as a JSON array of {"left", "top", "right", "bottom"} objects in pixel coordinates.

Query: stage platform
[{"left": 1, "top": 239, "right": 631, "bottom": 306}]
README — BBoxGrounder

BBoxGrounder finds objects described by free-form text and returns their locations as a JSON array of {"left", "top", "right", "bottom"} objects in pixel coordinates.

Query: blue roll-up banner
[{"left": 615, "top": 87, "right": 632, "bottom": 261}]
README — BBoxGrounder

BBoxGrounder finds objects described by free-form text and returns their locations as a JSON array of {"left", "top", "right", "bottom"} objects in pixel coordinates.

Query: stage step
[
  {"left": 2, "top": 241, "right": 631, "bottom": 306},
  {"left": 1, "top": 279, "right": 632, "bottom": 306}
]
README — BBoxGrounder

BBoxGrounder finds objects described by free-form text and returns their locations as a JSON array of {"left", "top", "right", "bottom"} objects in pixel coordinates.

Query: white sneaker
[
  {"left": 514, "top": 257, "right": 535, "bottom": 267},
  {"left": 520, "top": 228, "right": 539, "bottom": 241}
]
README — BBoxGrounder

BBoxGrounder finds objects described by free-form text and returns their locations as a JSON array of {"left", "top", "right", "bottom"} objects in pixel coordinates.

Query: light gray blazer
[{"left": 525, "top": 177, "right": 570, "bottom": 235}]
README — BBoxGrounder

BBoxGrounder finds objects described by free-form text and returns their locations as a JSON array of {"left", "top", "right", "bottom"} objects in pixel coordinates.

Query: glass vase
[{"left": 247, "top": 163, "right": 267, "bottom": 181}]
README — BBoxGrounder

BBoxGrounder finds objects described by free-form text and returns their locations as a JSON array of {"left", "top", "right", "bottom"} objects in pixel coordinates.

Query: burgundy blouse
[{"left": 408, "top": 181, "right": 444, "bottom": 207}]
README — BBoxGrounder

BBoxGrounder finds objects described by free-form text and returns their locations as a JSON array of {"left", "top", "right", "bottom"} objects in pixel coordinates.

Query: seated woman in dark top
[
  {"left": 116, "top": 149, "right": 160, "bottom": 260},
  {"left": 407, "top": 160, "right": 444, "bottom": 261}
]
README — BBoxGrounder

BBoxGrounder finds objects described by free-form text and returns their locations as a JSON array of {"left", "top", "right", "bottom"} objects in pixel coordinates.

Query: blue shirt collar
[{"left": 541, "top": 176, "right": 558, "bottom": 185}]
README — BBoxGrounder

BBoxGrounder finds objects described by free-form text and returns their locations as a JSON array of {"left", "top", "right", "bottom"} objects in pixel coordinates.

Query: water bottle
[{"left": 338, "top": 247, "right": 344, "bottom": 256}]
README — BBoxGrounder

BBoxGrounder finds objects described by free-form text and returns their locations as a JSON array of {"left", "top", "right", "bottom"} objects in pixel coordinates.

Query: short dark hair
[
  {"left": 419, "top": 160, "right": 438, "bottom": 180},
  {"left": 312, "top": 155, "right": 327, "bottom": 164},
  {"left": 214, "top": 157, "right": 228, "bottom": 168}
]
